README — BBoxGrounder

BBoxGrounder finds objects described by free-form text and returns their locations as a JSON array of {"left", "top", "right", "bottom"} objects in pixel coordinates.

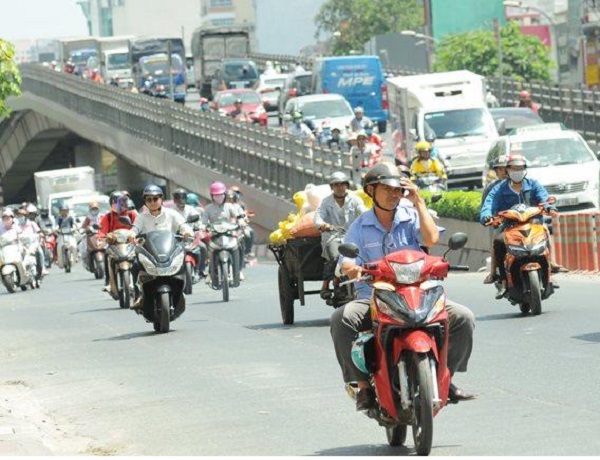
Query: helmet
[
  {"left": 329, "top": 171, "right": 350, "bottom": 186},
  {"left": 26, "top": 204, "right": 38, "bottom": 214},
  {"left": 364, "top": 120, "right": 374, "bottom": 130},
  {"left": 39, "top": 208, "right": 49, "bottom": 217},
  {"left": 356, "top": 130, "right": 368, "bottom": 140},
  {"left": 2, "top": 208, "right": 14, "bottom": 218},
  {"left": 492, "top": 155, "right": 508, "bottom": 168},
  {"left": 89, "top": 201, "right": 99, "bottom": 210},
  {"left": 210, "top": 181, "right": 227, "bottom": 195},
  {"left": 186, "top": 193, "right": 201, "bottom": 206},
  {"left": 322, "top": 119, "right": 331, "bottom": 128},
  {"left": 226, "top": 190, "right": 238, "bottom": 201},
  {"left": 235, "top": 98, "right": 243, "bottom": 104},
  {"left": 143, "top": 184, "right": 163, "bottom": 197},
  {"left": 230, "top": 186, "right": 242, "bottom": 195},
  {"left": 110, "top": 191, "right": 125, "bottom": 212},
  {"left": 59, "top": 204, "right": 69, "bottom": 211},
  {"left": 425, "top": 133, "right": 436, "bottom": 143},
  {"left": 172, "top": 188, "right": 187, "bottom": 200},
  {"left": 353, "top": 106, "right": 364, "bottom": 114},
  {"left": 415, "top": 140, "right": 432, "bottom": 152},
  {"left": 506, "top": 154, "right": 528, "bottom": 168},
  {"left": 362, "top": 162, "right": 403, "bottom": 189},
  {"left": 519, "top": 90, "right": 531, "bottom": 100}
]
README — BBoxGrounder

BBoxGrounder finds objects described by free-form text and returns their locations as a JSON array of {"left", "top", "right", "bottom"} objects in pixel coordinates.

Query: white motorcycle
[
  {"left": 56, "top": 227, "right": 78, "bottom": 273},
  {"left": 0, "top": 232, "right": 37, "bottom": 293},
  {"left": 20, "top": 233, "right": 41, "bottom": 288}
]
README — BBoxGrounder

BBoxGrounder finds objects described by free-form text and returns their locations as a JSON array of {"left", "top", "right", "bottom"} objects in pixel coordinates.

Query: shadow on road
[
  {"left": 314, "top": 443, "right": 411, "bottom": 456},
  {"left": 475, "top": 312, "right": 527, "bottom": 322},
  {"left": 246, "top": 318, "right": 330, "bottom": 331},
  {"left": 572, "top": 332, "right": 600, "bottom": 343},
  {"left": 93, "top": 331, "right": 159, "bottom": 341},
  {"left": 71, "top": 306, "right": 124, "bottom": 314}
]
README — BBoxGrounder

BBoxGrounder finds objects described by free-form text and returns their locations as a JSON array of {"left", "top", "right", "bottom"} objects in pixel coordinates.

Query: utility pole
[{"left": 167, "top": 40, "right": 174, "bottom": 102}]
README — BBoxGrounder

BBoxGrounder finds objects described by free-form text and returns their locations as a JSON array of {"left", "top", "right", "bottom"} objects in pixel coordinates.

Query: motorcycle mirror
[
  {"left": 118, "top": 215, "right": 132, "bottom": 226},
  {"left": 338, "top": 243, "right": 360, "bottom": 258},
  {"left": 447, "top": 232, "right": 468, "bottom": 251},
  {"left": 186, "top": 214, "right": 200, "bottom": 224},
  {"left": 92, "top": 223, "right": 100, "bottom": 230},
  {"left": 45, "top": 223, "right": 52, "bottom": 227}
]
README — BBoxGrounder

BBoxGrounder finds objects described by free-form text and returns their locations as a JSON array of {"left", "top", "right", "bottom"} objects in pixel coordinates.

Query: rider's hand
[
  {"left": 549, "top": 209, "right": 559, "bottom": 219},
  {"left": 400, "top": 177, "right": 419, "bottom": 204},
  {"left": 106, "top": 232, "right": 115, "bottom": 243},
  {"left": 483, "top": 216, "right": 494, "bottom": 226},
  {"left": 319, "top": 223, "right": 331, "bottom": 232},
  {"left": 342, "top": 262, "right": 362, "bottom": 281}
]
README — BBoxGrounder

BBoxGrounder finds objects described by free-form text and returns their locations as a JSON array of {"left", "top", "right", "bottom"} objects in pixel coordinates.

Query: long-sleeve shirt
[
  {"left": 410, "top": 157, "right": 447, "bottom": 180},
  {"left": 132, "top": 207, "right": 191, "bottom": 236},
  {"left": 314, "top": 193, "right": 367, "bottom": 255},
  {"left": 341, "top": 206, "right": 423, "bottom": 300},
  {"left": 98, "top": 210, "right": 138, "bottom": 239},
  {"left": 202, "top": 203, "right": 242, "bottom": 226}
]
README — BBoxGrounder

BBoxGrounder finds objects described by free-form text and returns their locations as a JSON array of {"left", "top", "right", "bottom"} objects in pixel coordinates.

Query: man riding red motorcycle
[{"left": 330, "top": 162, "right": 476, "bottom": 414}]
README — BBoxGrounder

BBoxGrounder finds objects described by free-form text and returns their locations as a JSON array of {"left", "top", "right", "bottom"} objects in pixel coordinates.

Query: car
[
  {"left": 277, "top": 70, "right": 313, "bottom": 126},
  {"left": 283, "top": 93, "right": 354, "bottom": 134},
  {"left": 489, "top": 107, "right": 544, "bottom": 134},
  {"left": 67, "top": 194, "right": 110, "bottom": 229},
  {"left": 212, "top": 89, "right": 268, "bottom": 127},
  {"left": 211, "top": 59, "right": 260, "bottom": 98},
  {"left": 254, "top": 73, "right": 288, "bottom": 113},
  {"left": 483, "top": 123, "right": 600, "bottom": 212}
]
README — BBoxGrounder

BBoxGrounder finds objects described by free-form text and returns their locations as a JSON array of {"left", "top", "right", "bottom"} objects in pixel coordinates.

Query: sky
[{"left": 1, "top": 0, "right": 88, "bottom": 41}]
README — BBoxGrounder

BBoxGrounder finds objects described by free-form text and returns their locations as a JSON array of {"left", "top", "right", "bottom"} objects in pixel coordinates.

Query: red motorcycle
[
  {"left": 40, "top": 228, "right": 56, "bottom": 269},
  {"left": 339, "top": 232, "right": 468, "bottom": 456},
  {"left": 183, "top": 228, "right": 209, "bottom": 295}
]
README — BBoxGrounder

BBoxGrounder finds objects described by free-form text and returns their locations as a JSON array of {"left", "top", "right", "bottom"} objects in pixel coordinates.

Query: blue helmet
[
  {"left": 143, "top": 184, "right": 163, "bottom": 197},
  {"left": 186, "top": 193, "right": 201, "bottom": 206}
]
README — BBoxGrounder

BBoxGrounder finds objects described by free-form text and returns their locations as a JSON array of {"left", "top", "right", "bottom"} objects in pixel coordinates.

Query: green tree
[
  {"left": 0, "top": 39, "right": 22, "bottom": 118},
  {"left": 315, "top": 0, "right": 424, "bottom": 55},
  {"left": 434, "top": 21, "right": 553, "bottom": 81}
]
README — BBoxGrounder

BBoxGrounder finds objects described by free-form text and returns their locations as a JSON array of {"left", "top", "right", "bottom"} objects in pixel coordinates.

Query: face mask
[
  {"left": 91, "top": 209, "right": 99, "bottom": 216},
  {"left": 322, "top": 128, "right": 331, "bottom": 136},
  {"left": 17, "top": 216, "right": 26, "bottom": 225},
  {"left": 213, "top": 194, "right": 225, "bottom": 205},
  {"left": 365, "top": 129, "right": 373, "bottom": 136},
  {"left": 508, "top": 170, "right": 526, "bottom": 183}
]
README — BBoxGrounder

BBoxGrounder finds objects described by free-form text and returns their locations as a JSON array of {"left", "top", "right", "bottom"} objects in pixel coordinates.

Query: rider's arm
[
  {"left": 313, "top": 200, "right": 329, "bottom": 230},
  {"left": 411, "top": 190, "right": 438, "bottom": 249},
  {"left": 480, "top": 180, "right": 503, "bottom": 224},
  {"left": 172, "top": 209, "right": 192, "bottom": 236},
  {"left": 434, "top": 159, "right": 447, "bottom": 180},
  {"left": 532, "top": 179, "right": 551, "bottom": 209},
  {"left": 339, "top": 218, "right": 363, "bottom": 279}
]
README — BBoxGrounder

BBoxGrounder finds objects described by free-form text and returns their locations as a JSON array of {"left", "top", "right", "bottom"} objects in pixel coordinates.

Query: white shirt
[
  {"left": 287, "top": 122, "right": 314, "bottom": 140},
  {"left": 173, "top": 204, "right": 200, "bottom": 220},
  {"left": 132, "top": 207, "right": 191, "bottom": 236}
]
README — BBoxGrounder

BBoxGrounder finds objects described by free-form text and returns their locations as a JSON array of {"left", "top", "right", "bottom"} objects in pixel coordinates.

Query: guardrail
[
  {"left": 18, "top": 64, "right": 358, "bottom": 203},
  {"left": 249, "top": 52, "right": 600, "bottom": 147}
]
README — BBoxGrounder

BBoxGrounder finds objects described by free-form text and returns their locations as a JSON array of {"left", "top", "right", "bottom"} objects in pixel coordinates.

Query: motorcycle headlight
[
  {"left": 529, "top": 242, "right": 547, "bottom": 256},
  {"left": 390, "top": 260, "right": 425, "bottom": 284},
  {"left": 375, "top": 284, "right": 445, "bottom": 326},
  {"left": 375, "top": 289, "right": 411, "bottom": 323},
  {"left": 138, "top": 251, "right": 184, "bottom": 276}
]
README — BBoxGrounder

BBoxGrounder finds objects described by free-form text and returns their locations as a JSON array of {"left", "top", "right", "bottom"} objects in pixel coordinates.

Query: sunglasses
[{"left": 144, "top": 196, "right": 162, "bottom": 203}]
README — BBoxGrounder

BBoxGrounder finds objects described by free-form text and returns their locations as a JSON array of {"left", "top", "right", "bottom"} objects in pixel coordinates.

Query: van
[{"left": 312, "top": 55, "right": 389, "bottom": 132}]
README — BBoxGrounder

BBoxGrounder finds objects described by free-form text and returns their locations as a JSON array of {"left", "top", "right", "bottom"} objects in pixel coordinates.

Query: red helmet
[{"left": 519, "top": 90, "right": 531, "bottom": 100}]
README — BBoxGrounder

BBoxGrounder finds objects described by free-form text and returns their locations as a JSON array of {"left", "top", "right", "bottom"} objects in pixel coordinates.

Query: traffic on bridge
[{"left": 1, "top": 0, "right": 600, "bottom": 456}]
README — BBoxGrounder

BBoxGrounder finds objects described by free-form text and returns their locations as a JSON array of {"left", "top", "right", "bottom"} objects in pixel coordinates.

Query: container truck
[{"left": 34, "top": 167, "right": 96, "bottom": 217}]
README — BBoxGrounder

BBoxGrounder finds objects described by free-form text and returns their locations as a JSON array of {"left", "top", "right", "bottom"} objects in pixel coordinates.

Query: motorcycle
[
  {"left": 182, "top": 227, "right": 208, "bottom": 295},
  {"left": 21, "top": 233, "right": 42, "bottom": 288},
  {"left": 490, "top": 201, "right": 556, "bottom": 315},
  {"left": 338, "top": 232, "right": 469, "bottom": 456},
  {"left": 207, "top": 222, "right": 242, "bottom": 302},
  {"left": 106, "top": 228, "right": 136, "bottom": 309},
  {"left": 0, "top": 232, "right": 37, "bottom": 293},
  {"left": 56, "top": 227, "right": 78, "bottom": 273},
  {"left": 40, "top": 225, "right": 56, "bottom": 269},
  {"left": 414, "top": 174, "right": 447, "bottom": 193},
  {"left": 83, "top": 224, "right": 106, "bottom": 280}
]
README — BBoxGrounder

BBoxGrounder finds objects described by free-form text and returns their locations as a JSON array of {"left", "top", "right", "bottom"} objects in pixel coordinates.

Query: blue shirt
[
  {"left": 479, "top": 178, "right": 549, "bottom": 225},
  {"left": 341, "top": 206, "right": 423, "bottom": 299}
]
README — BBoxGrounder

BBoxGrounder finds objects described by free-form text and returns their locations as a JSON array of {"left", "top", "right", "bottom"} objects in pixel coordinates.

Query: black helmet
[
  {"left": 362, "top": 162, "right": 403, "bottom": 190},
  {"left": 172, "top": 188, "right": 187, "bottom": 200},
  {"left": 329, "top": 171, "right": 350, "bottom": 186},
  {"left": 110, "top": 190, "right": 125, "bottom": 205},
  {"left": 143, "top": 184, "right": 163, "bottom": 197},
  {"left": 39, "top": 207, "right": 49, "bottom": 217}
]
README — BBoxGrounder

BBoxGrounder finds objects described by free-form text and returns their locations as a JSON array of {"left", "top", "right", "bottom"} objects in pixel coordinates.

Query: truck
[
  {"left": 89, "top": 36, "right": 135, "bottom": 86},
  {"left": 34, "top": 167, "right": 96, "bottom": 217},
  {"left": 58, "top": 37, "right": 97, "bottom": 75},
  {"left": 191, "top": 25, "right": 252, "bottom": 100},
  {"left": 129, "top": 37, "right": 186, "bottom": 100},
  {"left": 387, "top": 70, "right": 500, "bottom": 188}
]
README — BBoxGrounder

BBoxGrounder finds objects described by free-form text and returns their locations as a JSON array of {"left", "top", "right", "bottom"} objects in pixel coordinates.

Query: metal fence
[
  {"left": 249, "top": 52, "right": 600, "bottom": 147},
  {"left": 19, "top": 64, "right": 358, "bottom": 203}
]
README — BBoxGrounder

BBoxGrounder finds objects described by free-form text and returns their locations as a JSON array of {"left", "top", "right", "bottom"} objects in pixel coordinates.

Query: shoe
[
  {"left": 551, "top": 263, "right": 569, "bottom": 274},
  {"left": 356, "top": 387, "right": 376, "bottom": 411},
  {"left": 239, "top": 271, "right": 245, "bottom": 281},
  {"left": 495, "top": 283, "right": 507, "bottom": 300},
  {"left": 483, "top": 272, "right": 497, "bottom": 284},
  {"left": 130, "top": 296, "right": 143, "bottom": 310},
  {"left": 102, "top": 285, "right": 109, "bottom": 292},
  {"left": 448, "top": 383, "right": 477, "bottom": 403},
  {"left": 320, "top": 288, "right": 332, "bottom": 300}
]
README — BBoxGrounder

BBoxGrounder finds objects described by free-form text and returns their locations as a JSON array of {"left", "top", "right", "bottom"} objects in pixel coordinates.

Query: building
[
  {"left": 201, "top": 0, "right": 254, "bottom": 27},
  {"left": 77, "top": 0, "right": 115, "bottom": 37}
]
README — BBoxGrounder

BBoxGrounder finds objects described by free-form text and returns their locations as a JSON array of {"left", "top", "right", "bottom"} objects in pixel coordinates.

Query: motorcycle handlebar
[{"left": 449, "top": 265, "right": 470, "bottom": 271}]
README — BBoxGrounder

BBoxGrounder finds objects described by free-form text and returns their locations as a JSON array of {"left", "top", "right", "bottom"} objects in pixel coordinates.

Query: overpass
[{"left": 1, "top": 64, "right": 347, "bottom": 237}]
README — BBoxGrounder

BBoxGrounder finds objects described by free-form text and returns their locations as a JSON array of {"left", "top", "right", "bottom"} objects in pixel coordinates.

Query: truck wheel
[{"left": 278, "top": 266, "right": 295, "bottom": 325}]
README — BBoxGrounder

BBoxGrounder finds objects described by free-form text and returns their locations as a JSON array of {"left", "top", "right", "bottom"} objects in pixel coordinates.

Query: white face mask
[{"left": 508, "top": 170, "right": 526, "bottom": 183}]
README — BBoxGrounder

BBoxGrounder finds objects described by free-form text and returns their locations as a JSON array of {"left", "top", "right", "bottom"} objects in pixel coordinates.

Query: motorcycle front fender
[
  {"left": 394, "top": 330, "right": 437, "bottom": 356},
  {"left": 156, "top": 284, "right": 172, "bottom": 294},
  {"left": 1, "top": 264, "right": 16, "bottom": 275},
  {"left": 218, "top": 250, "right": 230, "bottom": 263},
  {"left": 117, "top": 261, "right": 132, "bottom": 271}
]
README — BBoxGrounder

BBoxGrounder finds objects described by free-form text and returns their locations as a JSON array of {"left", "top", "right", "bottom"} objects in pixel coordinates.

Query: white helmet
[{"left": 26, "top": 204, "right": 38, "bottom": 214}]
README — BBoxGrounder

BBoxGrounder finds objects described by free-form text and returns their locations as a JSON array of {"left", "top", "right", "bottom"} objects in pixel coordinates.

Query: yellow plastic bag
[{"left": 351, "top": 188, "right": 373, "bottom": 209}]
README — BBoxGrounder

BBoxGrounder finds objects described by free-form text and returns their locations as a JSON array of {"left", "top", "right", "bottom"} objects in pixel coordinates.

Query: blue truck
[{"left": 312, "top": 55, "right": 389, "bottom": 132}]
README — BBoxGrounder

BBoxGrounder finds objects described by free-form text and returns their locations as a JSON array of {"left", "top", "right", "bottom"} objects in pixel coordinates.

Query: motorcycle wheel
[
  {"left": 220, "top": 259, "right": 229, "bottom": 302},
  {"left": 44, "top": 249, "right": 52, "bottom": 268},
  {"left": 20, "top": 284, "right": 27, "bottom": 291},
  {"left": 412, "top": 353, "right": 434, "bottom": 456},
  {"left": 528, "top": 271, "right": 542, "bottom": 316},
  {"left": 277, "top": 266, "right": 295, "bottom": 325},
  {"left": 64, "top": 249, "right": 71, "bottom": 273},
  {"left": 386, "top": 425, "right": 408, "bottom": 447},
  {"left": 184, "top": 262, "right": 193, "bottom": 295},
  {"left": 2, "top": 274, "right": 16, "bottom": 294},
  {"left": 118, "top": 270, "right": 131, "bottom": 309},
  {"left": 94, "top": 255, "right": 104, "bottom": 280},
  {"left": 154, "top": 292, "right": 170, "bottom": 333},
  {"left": 519, "top": 302, "right": 530, "bottom": 315}
]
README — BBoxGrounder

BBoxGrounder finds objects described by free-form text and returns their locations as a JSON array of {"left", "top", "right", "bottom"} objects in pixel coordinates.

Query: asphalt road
[{"left": 1, "top": 257, "right": 599, "bottom": 456}]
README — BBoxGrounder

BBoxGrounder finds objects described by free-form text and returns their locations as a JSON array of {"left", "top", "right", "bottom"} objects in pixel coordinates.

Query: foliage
[
  {"left": 422, "top": 190, "right": 483, "bottom": 222},
  {"left": 315, "top": 0, "right": 424, "bottom": 56},
  {"left": 434, "top": 21, "right": 553, "bottom": 81},
  {"left": 0, "top": 39, "right": 22, "bottom": 118}
]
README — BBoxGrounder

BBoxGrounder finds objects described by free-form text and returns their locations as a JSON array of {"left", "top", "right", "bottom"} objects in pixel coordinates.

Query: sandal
[{"left": 483, "top": 273, "right": 497, "bottom": 284}]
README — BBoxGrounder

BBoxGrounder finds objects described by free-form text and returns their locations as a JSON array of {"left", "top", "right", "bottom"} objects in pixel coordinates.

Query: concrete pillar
[
  {"left": 115, "top": 157, "right": 166, "bottom": 208},
  {"left": 74, "top": 141, "right": 104, "bottom": 191}
]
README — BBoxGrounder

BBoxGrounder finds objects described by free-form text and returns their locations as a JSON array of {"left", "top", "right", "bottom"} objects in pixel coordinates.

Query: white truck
[
  {"left": 91, "top": 36, "right": 135, "bottom": 86},
  {"left": 387, "top": 70, "right": 501, "bottom": 188},
  {"left": 59, "top": 37, "right": 97, "bottom": 75},
  {"left": 34, "top": 167, "right": 96, "bottom": 217}
]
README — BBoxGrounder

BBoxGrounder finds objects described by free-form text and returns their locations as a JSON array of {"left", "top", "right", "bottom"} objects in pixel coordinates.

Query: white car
[
  {"left": 483, "top": 123, "right": 600, "bottom": 211},
  {"left": 254, "top": 73, "right": 288, "bottom": 113},
  {"left": 67, "top": 194, "right": 110, "bottom": 229},
  {"left": 283, "top": 93, "right": 354, "bottom": 134}
]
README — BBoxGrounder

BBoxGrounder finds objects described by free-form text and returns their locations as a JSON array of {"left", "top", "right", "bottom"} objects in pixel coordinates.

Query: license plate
[
  {"left": 557, "top": 197, "right": 579, "bottom": 207},
  {"left": 231, "top": 81, "right": 248, "bottom": 88}
]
